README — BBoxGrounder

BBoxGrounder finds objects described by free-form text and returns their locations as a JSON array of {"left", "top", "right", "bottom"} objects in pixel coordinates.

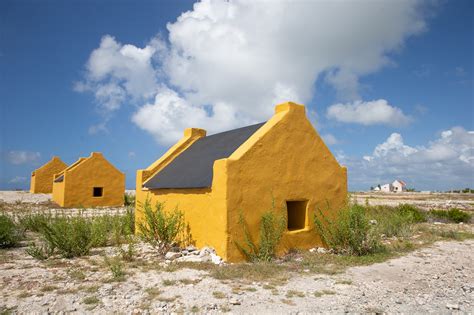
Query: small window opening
[
  {"left": 93, "top": 187, "right": 103, "bottom": 197},
  {"left": 286, "top": 200, "right": 307, "bottom": 231}
]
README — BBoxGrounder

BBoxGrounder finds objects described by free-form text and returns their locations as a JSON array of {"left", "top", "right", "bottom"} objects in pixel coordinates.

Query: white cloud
[
  {"left": 88, "top": 122, "right": 108, "bottom": 135},
  {"left": 340, "top": 127, "right": 474, "bottom": 190},
  {"left": 132, "top": 86, "right": 245, "bottom": 144},
  {"left": 6, "top": 151, "right": 41, "bottom": 165},
  {"left": 326, "top": 99, "right": 412, "bottom": 126},
  {"left": 78, "top": 0, "right": 429, "bottom": 144},
  {"left": 9, "top": 176, "right": 26, "bottom": 184}
]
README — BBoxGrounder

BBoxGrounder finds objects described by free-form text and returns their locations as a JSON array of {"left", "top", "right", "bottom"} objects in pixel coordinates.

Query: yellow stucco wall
[
  {"left": 224, "top": 103, "right": 347, "bottom": 261},
  {"left": 135, "top": 130, "right": 230, "bottom": 259},
  {"left": 135, "top": 102, "right": 347, "bottom": 262},
  {"left": 30, "top": 157, "right": 67, "bottom": 193},
  {"left": 52, "top": 153, "right": 125, "bottom": 208}
]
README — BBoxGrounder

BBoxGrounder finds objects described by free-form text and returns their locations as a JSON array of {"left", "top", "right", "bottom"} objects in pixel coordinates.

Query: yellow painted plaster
[
  {"left": 225, "top": 102, "right": 347, "bottom": 261},
  {"left": 52, "top": 152, "right": 125, "bottom": 207},
  {"left": 135, "top": 102, "right": 347, "bottom": 262},
  {"left": 30, "top": 157, "right": 67, "bottom": 194}
]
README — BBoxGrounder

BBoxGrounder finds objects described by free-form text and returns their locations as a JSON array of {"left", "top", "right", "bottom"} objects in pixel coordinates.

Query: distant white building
[
  {"left": 371, "top": 180, "right": 407, "bottom": 193},
  {"left": 392, "top": 180, "right": 407, "bottom": 193},
  {"left": 381, "top": 183, "right": 393, "bottom": 193}
]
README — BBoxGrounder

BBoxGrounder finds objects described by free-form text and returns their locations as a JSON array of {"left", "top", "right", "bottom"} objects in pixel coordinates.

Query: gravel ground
[
  {"left": 1, "top": 240, "right": 473, "bottom": 313},
  {"left": 1, "top": 190, "right": 473, "bottom": 313},
  {"left": 0, "top": 191, "right": 52, "bottom": 204}
]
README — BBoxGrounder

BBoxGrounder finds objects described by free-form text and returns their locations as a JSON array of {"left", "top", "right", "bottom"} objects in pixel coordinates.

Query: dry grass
[
  {"left": 212, "top": 291, "right": 226, "bottom": 299},
  {"left": 314, "top": 289, "right": 336, "bottom": 297}
]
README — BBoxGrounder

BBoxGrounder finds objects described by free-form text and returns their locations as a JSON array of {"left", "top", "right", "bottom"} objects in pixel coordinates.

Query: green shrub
[
  {"left": 22, "top": 211, "right": 134, "bottom": 259},
  {"left": 0, "top": 214, "right": 22, "bottom": 248},
  {"left": 25, "top": 242, "right": 52, "bottom": 260},
  {"left": 124, "top": 193, "right": 136, "bottom": 206},
  {"left": 236, "top": 207, "right": 286, "bottom": 262},
  {"left": 104, "top": 256, "right": 125, "bottom": 281},
  {"left": 137, "top": 199, "right": 185, "bottom": 254},
  {"left": 117, "top": 235, "right": 136, "bottom": 262},
  {"left": 39, "top": 216, "right": 94, "bottom": 258},
  {"left": 365, "top": 204, "right": 425, "bottom": 238},
  {"left": 92, "top": 211, "right": 135, "bottom": 247},
  {"left": 18, "top": 212, "right": 53, "bottom": 233},
  {"left": 429, "top": 208, "right": 471, "bottom": 223},
  {"left": 396, "top": 204, "right": 426, "bottom": 223},
  {"left": 314, "top": 204, "right": 382, "bottom": 256}
]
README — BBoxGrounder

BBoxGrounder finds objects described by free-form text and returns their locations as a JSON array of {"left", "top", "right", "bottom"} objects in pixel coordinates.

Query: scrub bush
[
  {"left": 104, "top": 256, "right": 126, "bottom": 281},
  {"left": 429, "top": 208, "right": 471, "bottom": 223},
  {"left": 314, "top": 204, "right": 382, "bottom": 256},
  {"left": 18, "top": 212, "right": 53, "bottom": 233},
  {"left": 124, "top": 193, "right": 136, "bottom": 206},
  {"left": 137, "top": 199, "right": 185, "bottom": 254},
  {"left": 25, "top": 242, "right": 52, "bottom": 260},
  {"left": 365, "top": 204, "right": 426, "bottom": 238},
  {"left": 39, "top": 216, "right": 94, "bottom": 258},
  {"left": 24, "top": 211, "right": 135, "bottom": 259},
  {"left": 396, "top": 204, "right": 426, "bottom": 223},
  {"left": 236, "top": 207, "right": 287, "bottom": 262},
  {"left": 0, "top": 214, "right": 22, "bottom": 248}
]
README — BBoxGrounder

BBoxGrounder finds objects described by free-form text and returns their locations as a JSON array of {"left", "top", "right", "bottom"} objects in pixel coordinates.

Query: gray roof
[
  {"left": 143, "top": 122, "right": 265, "bottom": 189},
  {"left": 54, "top": 174, "right": 64, "bottom": 183}
]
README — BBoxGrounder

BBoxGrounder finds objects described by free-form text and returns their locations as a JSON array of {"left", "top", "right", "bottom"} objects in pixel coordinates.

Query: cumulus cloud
[
  {"left": 327, "top": 99, "right": 412, "bottom": 126},
  {"left": 132, "top": 86, "right": 245, "bottom": 144},
  {"left": 341, "top": 127, "right": 474, "bottom": 190},
  {"left": 74, "top": 35, "right": 158, "bottom": 117},
  {"left": 78, "top": 0, "right": 429, "bottom": 144},
  {"left": 6, "top": 151, "right": 41, "bottom": 165}
]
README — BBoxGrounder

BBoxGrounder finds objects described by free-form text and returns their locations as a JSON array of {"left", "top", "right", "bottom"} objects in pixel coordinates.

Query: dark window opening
[
  {"left": 286, "top": 200, "right": 307, "bottom": 231},
  {"left": 93, "top": 187, "right": 103, "bottom": 197}
]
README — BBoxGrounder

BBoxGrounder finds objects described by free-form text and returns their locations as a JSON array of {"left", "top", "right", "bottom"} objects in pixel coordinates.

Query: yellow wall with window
[
  {"left": 135, "top": 102, "right": 347, "bottom": 262},
  {"left": 52, "top": 153, "right": 125, "bottom": 208}
]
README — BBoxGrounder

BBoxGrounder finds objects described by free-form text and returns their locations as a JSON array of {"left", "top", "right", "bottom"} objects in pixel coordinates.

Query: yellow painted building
[
  {"left": 30, "top": 156, "right": 68, "bottom": 194},
  {"left": 52, "top": 152, "right": 125, "bottom": 208},
  {"left": 136, "top": 102, "right": 347, "bottom": 262}
]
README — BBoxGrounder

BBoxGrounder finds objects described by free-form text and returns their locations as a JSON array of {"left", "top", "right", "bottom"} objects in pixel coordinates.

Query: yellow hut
[
  {"left": 52, "top": 152, "right": 125, "bottom": 207},
  {"left": 30, "top": 156, "right": 68, "bottom": 194},
  {"left": 135, "top": 102, "right": 347, "bottom": 262}
]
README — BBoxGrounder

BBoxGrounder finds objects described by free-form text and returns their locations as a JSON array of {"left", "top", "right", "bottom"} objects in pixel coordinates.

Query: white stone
[
  {"left": 229, "top": 298, "right": 241, "bottom": 305},
  {"left": 165, "top": 252, "right": 182, "bottom": 260},
  {"left": 317, "top": 247, "right": 327, "bottom": 254},
  {"left": 210, "top": 253, "right": 222, "bottom": 265}
]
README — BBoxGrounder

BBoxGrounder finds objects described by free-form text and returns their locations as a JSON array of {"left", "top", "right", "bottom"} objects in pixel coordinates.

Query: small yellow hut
[
  {"left": 30, "top": 156, "right": 68, "bottom": 194},
  {"left": 52, "top": 152, "right": 125, "bottom": 207},
  {"left": 135, "top": 102, "right": 347, "bottom": 262}
]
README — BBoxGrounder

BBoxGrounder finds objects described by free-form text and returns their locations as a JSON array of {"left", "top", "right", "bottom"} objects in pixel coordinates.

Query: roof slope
[{"left": 144, "top": 123, "right": 265, "bottom": 189}]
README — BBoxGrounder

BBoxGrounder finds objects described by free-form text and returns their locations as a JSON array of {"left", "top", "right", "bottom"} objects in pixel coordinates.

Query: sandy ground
[
  {"left": 1, "top": 191, "right": 473, "bottom": 313},
  {"left": 1, "top": 240, "right": 473, "bottom": 313},
  {"left": 352, "top": 192, "right": 474, "bottom": 211},
  {"left": 0, "top": 191, "right": 52, "bottom": 204}
]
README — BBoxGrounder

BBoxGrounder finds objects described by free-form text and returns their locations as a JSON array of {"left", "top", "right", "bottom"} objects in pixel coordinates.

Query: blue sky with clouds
[{"left": 1, "top": 0, "right": 473, "bottom": 191}]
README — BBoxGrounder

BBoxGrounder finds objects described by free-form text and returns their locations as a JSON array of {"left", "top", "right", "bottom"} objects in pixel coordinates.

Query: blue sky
[{"left": 1, "top": 0, "right": 473, "bottom": 191}]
